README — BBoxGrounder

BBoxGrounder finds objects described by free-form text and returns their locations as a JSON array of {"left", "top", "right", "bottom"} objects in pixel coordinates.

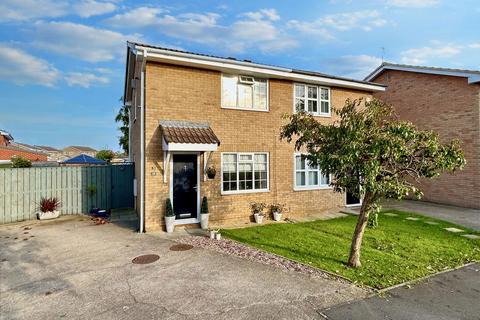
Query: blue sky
[{"left": 0, "top": 0, "right": 479, "bottom": 151}]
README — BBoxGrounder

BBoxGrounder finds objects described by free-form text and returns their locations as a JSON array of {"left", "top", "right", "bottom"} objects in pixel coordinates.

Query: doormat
[{"left": 132, "top": 254, "right": 160, "bottom": 264}]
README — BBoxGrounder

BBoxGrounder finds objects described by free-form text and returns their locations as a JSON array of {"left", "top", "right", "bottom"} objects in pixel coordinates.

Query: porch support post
[{"left": 163, "top": 151, "right": 170, "bottom": 184}]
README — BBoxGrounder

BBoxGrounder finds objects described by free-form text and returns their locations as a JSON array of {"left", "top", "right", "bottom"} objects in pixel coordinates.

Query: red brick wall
[
  {"left": 0, "top": 136, "right": 9, "bottom": 147},
  {"left": 372, "top": 70, "right": 480, "bottom": 209},
  {"left": 0, "top": 147, "right": 48, "bottom": 161}
]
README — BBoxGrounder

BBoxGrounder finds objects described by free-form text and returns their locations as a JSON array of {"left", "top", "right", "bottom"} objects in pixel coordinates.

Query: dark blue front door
[{"left": 172, "top": 154, "right": 197, "bottom": 220}]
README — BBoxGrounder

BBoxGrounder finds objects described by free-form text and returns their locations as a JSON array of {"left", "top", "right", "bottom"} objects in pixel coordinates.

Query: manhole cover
[
  {"left": 132, "top": 254, "right": 160, "bottom": 264},
  {"left": 169, "top": 244, "right": 193, "bottom": 251}
]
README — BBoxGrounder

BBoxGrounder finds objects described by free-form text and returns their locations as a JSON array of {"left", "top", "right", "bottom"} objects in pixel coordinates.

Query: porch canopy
[{"left": 159, "top": 120, "right": 220, "bottom": 152}]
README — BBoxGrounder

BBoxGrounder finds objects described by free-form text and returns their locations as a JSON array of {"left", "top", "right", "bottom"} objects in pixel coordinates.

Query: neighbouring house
[
  {"left": 0, "top": 129, "right": 48, "bottom": 162},
  {"left": 61, "top": 154, "right": 107, "bottom": 166},
  {"left": 124, "top": 42, "right": 385, "bottom": 232},
  {"left": 63, "top": 146, "right": 97, "bottom": 158},
  {"left": 365, "top": 63, "right": 480, "bottom": 209},
  {"left": 34, "top": 145, "right": 66, "bottom": 162}
]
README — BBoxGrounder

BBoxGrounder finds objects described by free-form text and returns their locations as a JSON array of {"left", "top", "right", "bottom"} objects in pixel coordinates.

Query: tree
[
  {"left": 95, "top": 150, "right": 115, "bottom": 162},
  {"left": 11, "top": 155, "right": 32, "bottom": 168},
  {"left": 115, "top": 99, "right": 129, "bottom": 155},
  {"left": 280, "top": 98, "right": 465, "bottom": 268}
]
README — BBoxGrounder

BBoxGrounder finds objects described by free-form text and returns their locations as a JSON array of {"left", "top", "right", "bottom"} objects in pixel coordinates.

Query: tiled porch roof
[{"left": 159, "top": 120, "right": 220, "bottom": 145}]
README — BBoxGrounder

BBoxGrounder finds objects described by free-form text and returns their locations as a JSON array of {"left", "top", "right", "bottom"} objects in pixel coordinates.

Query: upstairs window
[
  {"left": 294, "top": 154, "right": 330, "bottom": 190},
  {"left": 294, "top": 84, "right": 330, "bottom": 116},
  {"left": 222, "top": 74, "right": 268, "bottom": 111}
]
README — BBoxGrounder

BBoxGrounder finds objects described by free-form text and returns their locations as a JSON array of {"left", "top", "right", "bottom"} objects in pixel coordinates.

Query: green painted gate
[{"left": 111, "top": 163, "right": 134, "bottom": 209}]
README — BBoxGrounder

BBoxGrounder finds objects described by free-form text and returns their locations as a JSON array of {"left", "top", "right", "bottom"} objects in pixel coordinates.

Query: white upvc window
[
  {"left": 221, "top": 152, "right": 269, "bottom": 194},
  {"left": 294, "top": 83, "right": 330, "bottom": 116},
  {"left": 294, "top": 154, "right": 330, "bottom": 190},
  {"left": 222, "top": 74, "right": 268, "bottom": 111}
]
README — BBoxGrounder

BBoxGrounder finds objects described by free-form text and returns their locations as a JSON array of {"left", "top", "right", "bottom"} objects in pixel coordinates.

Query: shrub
[
  {"left": 39, "top": 197, "right": 61, "bottom": 213},
  {"left": 250, "top": 202, "right": 266, "bottom": 215},
  {"left": 269, "top": 203, "right": 288, "bottom": 214},
  {"left": 95, "top": 149, "right": 115, "bottom": 162},
  {"left": 165, "top": 198, "right": 174, "bottom": 217},
  {"left": 201, "top": 196, "right": 209, "bottom": 214},
  {"left": 11, "top": 156, "right": 32, "bottom": 168}
]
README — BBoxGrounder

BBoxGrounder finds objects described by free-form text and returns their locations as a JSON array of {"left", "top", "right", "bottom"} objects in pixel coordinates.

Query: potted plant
[
  {"left": 206, "top": 166, "right": 216, "bottom": 179},
  {"left": 37, "top": 197, "right": 61, "bottom": 220},
  {"left": 250, "top": 202, "right": 266, "bottom": 224},
  {"left": 200, "top": 196, "right": 209, "bottom": 230},
  {"left": 270, "top": 203, "right": 288, "bottom": 222},
  {"left": 165, "top": 198, "right": 175, "bottom": 233}
]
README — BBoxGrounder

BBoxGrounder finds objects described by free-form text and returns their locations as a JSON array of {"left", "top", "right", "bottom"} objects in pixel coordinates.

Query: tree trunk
[{"left": 347, "top": 193, "right": 372, "bottom": 268}]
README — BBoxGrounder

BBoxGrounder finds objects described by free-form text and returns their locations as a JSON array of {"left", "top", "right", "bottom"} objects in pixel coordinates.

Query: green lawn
[{"left": 221, "top": 210, "right": 480, "bottom": 289}]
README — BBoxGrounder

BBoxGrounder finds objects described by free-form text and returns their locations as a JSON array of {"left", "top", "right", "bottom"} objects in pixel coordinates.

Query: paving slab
[
  {"left": 383, "top": 199, "right": 480, "bottom": 231},
  {"left": 424, "top": 221, "right": 439, "bottom": 225},
  {"left": 0, "top": 215, "right": 367, "bottom": 320},
  {"left": 383, "top": 212, "right": 398, "bottom": 217},
  {"left": 444, "top": 227, "right": 464, "bottom": 233},
  {"left": 405, "top": 217, "right": 420, "bottom": 221},
  {"left": 322, "top": 263, "right": 480, "bottom": 320},
  {"left": 462, "top": 234, "right": 480, "bottom": 240}
]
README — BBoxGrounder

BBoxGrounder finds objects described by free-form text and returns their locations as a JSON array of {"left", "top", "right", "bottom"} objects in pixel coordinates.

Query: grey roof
[
  {"left": 365, "top": 62, "right": 480, "bottom": 83},
  {"left": 0, "top": 129, "right": 13, "bottom": 140},
  {"left": 159, "top": 120, "right": 220, "bottom": 145},
  {"left": 128, "top": 41, "right": 385, "bottom": 88}
]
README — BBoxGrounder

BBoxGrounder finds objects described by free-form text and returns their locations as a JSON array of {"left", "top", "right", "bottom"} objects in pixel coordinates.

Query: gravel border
[{"left": 177, "top": 235, "right": 355, "bottom": 285}]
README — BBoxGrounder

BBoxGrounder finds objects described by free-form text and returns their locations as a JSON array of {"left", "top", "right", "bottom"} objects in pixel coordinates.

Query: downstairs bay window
[
  {"left": 222, "top": 153, "right": 269, "bottom": 194},
  {"left": 294, "top": 154, "right": 330, "bottom": 190}
]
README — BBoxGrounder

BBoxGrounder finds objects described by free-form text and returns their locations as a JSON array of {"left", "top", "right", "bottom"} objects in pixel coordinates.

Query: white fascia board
[
  {"left": 367, "top": 65, "right": 480, "bottom": 85},
  {"left": 162, "top": 138, "right": 218, "bottom": 152},
  {"left": 137, "top": 47, "right": 385, "bottom": 92}
]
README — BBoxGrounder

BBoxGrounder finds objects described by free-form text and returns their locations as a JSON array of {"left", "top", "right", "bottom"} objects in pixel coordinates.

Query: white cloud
[
  {"left": 106, "top": 6, "right": 164, "bottom": 27},
  {"left": 106, "top": 8, "right": 296, "bottom": 54},
  {"left": 242, "top": 8, "right": 280, "bottom": 21},
  {"left": 32, "top": 21, "right": 141, "bottom": 62},
  {"left": 468, "top": 43, "right": 480, "bottom": 49},
  {"left": 0, "top": 0, "right": 68, "bottom": 22},
  {"left": 388, "top": 0, "right": 439, "bottom": 7},
  {"left": 400, "top": 45, "right": 462, "bottom": 64},
  {"left": 288, "top": 10, "right": 386, "bottom": 37},
  {"left": 0, "top": 44, "right": 60, "bottom": 86},
  {"left": 327, "top": 55, "right": 383, "bottom": 80},
  {"left": 73, "top": 0, "right": 117, "bottom": 18},
  {"left": 65, "top": 72, "right": 109, "bottom": 88}
]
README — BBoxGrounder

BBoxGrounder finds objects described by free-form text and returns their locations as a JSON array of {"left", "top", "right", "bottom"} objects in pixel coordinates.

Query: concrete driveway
[
  {"left": 384, "top": 200, "right": 480, "bottom": 231},
  {"left": 0, "top": 216, "right": 366, "bottom": 320},
  {"left": 322, "top": 263, "right": 480, "bottom": 320}
]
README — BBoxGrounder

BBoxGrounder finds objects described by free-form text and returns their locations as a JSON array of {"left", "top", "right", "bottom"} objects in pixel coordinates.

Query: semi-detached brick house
[
  {"left": 124, "top": 42, "right": 385, "bottom": 232},
  {"left": 365, "top": 63, "right": 480, "bottom": 209}
]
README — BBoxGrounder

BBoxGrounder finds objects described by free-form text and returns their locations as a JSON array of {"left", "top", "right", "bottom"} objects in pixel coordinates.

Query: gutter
[{"left": 139, "top": 49, "right": 147, "bottom": 233}]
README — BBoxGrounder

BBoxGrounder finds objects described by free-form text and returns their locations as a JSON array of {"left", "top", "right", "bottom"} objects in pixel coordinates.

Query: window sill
[
  {"left": 312, "top": 113, "right": 331, "bottom": 118},
  {"left": 221, "top": 106, "right": 269, "bottom": 113},
  {"left": 293, "top": 186, "right": 332, "bottom": 192},
  {"left": 221, "top": 189, "right": 270, "bottom": 196}
]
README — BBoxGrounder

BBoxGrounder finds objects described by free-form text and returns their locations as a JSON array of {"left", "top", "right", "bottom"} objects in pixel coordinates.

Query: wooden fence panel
[{"left": 0, "top": 164, "right": 134, "bottom": 224}]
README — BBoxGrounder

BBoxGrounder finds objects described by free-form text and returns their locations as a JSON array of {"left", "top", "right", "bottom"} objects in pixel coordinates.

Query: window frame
[
  {"left": 221, "top": 74, "right": 269, "bottom": 112},
  {"left": 221, "top": 152, "right": 270, "bottom": 195},
  {"left": 293, "top": 153, "right": 332, "bottom": 191},
  {"left": 293, "top": 83, "right": 331, "bottom": 117}
]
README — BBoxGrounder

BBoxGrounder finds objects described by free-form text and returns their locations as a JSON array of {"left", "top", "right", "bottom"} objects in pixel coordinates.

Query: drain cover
[
  {"left": 132, "top": 254, "right": 160, "bottom": 264},
  {"left": 169, "top": 244, "right": 193, "bottom": 251}
]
